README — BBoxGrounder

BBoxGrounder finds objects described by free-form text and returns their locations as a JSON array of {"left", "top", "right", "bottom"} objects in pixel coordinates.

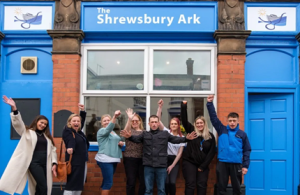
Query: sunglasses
[{"left": 132, "top": 120, "right": 140, "bottom": 123}]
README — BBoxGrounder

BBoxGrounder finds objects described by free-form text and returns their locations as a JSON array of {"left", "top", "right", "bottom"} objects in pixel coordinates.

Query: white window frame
[{"left": 80, "top": 43, "right": 218, "bottom": 145}]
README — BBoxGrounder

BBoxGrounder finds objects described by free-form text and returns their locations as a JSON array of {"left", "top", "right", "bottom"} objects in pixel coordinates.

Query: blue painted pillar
[{"left": 297, "top": 32, "right": 300, "bottom": 195}]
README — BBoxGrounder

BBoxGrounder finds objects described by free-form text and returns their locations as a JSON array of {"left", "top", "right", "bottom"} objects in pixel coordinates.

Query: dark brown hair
[
  {"left": 27, "top": 115, "right": 55, "bottom": 146},
  {"left": 227, "top": 112, "right": 239, "bottom": 119},
  {"left": 148, "top": 115, "right": 159, "bottom": 122}
]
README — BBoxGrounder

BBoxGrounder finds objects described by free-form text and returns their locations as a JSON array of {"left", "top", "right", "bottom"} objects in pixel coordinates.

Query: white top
[
  {"left": 95, "top": 131, "right": 121, "bottom": 163},
  {"left": 164, "top": 127, "right": 186, "bottom": 156}
]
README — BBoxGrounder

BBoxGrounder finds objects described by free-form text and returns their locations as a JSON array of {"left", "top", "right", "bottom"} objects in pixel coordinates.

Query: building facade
[{"left": 0, "top": 0, "right": 299, "bottom": 195}]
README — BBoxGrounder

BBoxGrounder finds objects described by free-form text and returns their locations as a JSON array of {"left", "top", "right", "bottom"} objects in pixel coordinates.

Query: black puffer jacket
[{"left": 129, "top": 129, "right": 187, "bottom": 168}]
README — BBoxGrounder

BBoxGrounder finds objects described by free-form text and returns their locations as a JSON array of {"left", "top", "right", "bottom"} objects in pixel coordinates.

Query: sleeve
[
  {"left": 168, "top": 133, "right": 187, "bottom": 144},
  {"left": 80, "top": 111, "right": 87, "bottom": 130},
  {"left": 62, "top": 129, "right": 75, "bottom": 150},
  {"left": 163, "top": 127, "right": 171, "bottom": 133},
  {"left": 128, "top": 132, "right": 144, "bottom": 143},
  {"left": 51, "top": 144, "right": 58, "bottom": 164},
  {"left": 199, "top": 133, "right": 216, "bottom": 170},
  {"left": 10, "top": 111, "right": 27, "bottom": 136},
  {"left": 97, "top": 122, "right": 115, "bottom": 137},
  {"left": 181, "top": 102, "right": 195, "bottom": 133},
  {"left": 206, "top": 102, "right": 225, "bottom": 135},
  {"left": 242, "top": 134, "right": 251, "bottom": 168}
]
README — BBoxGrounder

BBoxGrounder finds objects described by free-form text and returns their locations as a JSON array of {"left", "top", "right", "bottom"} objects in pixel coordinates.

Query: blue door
[{"left": 246, "top": 94, "right": 293, "bottom": 195}]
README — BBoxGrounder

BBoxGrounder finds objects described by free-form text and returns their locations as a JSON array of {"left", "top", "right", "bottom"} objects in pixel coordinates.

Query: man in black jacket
[{"left": 121, "top": 115, "right": 197, "bottom": 195}]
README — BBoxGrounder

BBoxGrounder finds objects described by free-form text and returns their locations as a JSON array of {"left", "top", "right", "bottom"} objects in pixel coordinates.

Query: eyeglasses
[{"left": 132, "top": 120, "right": 139, "bottom": 123}]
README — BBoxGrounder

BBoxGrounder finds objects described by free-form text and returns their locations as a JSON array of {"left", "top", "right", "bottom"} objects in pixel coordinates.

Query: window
[{"left": 81, "top": 44, "right": 216, "bottom": 143}]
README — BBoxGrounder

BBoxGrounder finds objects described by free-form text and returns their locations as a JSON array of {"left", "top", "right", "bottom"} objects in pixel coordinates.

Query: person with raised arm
[
  {"left": 156, "top": 99, "right": 185, "bottom": 195},
  {"left": 63, "top": 104, "right": 89, "bottom": 195},
  {"left": 180, "top": 100, "right": 216, "bottom": 195},
  {"left": 0, "top": 95, "right": 57, "bottom": 195},
  {"left": 121, "top": 115, "right": 197, "bottom": 195},
  {"left": 96, "top": 110, "right": 124, "bottom": 195},
  {"left": 206, "top": 95, "right": 251, "bottom": 195},
  {"left": 123, "top": 108, "right": 145, "bottom": 195}
]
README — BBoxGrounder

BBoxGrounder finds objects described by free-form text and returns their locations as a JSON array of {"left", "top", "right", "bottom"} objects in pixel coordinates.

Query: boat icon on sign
[
  {"left": 14, "top": 11, "right": 42, "bottom": 29},
  {"left": 258, "top": 13, "right": 286, "bottom": 30}
]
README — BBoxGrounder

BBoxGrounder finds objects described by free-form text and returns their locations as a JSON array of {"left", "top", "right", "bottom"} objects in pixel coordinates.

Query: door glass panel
[{"left": 153, "top": 50, "right": 211, "bottom": 91}]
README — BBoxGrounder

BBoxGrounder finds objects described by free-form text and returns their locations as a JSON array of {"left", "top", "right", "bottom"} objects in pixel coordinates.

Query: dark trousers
[
  {"left": 29, "top": 151, "right": 47, "bottom": 195},
  {"left": 216, "top": 161, "right": 242, "bottom": 195},
  {"left": 182, "top": 160, "right": 210, "bottom": 195},
  {"left": 165, "top": 155, "right": 179, "bottom": 195},
  {"left": 123, "top": 157, "right": 145, "bottom": 195}
]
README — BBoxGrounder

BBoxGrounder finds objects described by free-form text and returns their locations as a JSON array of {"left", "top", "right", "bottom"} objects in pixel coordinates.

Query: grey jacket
[{"left": 129, "top": 129, "right": 187, "bottom": 167}]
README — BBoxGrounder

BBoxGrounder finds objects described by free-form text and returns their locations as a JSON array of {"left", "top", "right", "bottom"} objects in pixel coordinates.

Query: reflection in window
[
  {"left": 153, "top": 51, "right": 211, "bottom": 91},
  {"left": 84, "top": 96, "right": 146, "bottom": 142},
  {"left": 150, "top": 97, "right": 212, "bottom": 134},
  {"left": 87, "top": 50, "right": 144, "bottom": 90}
]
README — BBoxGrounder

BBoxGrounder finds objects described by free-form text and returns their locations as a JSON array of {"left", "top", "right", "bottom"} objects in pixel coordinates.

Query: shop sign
[
  {"left": 83, "top": 5, "right": 216, "bottom": 32},
  {"left": 247, "top": 7, "right": 296, "bottom": 31},
  {"left": 4, "top": 6, "right": 53, "bottom": 30}
]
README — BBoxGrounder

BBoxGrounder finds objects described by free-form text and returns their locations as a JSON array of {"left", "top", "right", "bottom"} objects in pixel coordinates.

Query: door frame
[{"left": 245, "top": 87, "right": 299, "bottom": 195}]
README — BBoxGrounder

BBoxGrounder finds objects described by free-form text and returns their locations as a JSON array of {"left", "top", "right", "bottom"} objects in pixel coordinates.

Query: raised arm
[
  {"left": 199, "top": 133, "right": 216, "bottom": 171},
  {"left": 98, "top": 110, "right": 121, "bottom": 137},
  {"left": 206, "top": 95, "right": 225, "bottom": 134},
  {"left": 3, "top": 95, "right": 26, "bottom": 136},
  {"left": 156, "top": 99, "right": 165, "bottom": 130},
  {"left": 124, "top": 108, "right": 135, "bottom": 132},
  {"left": 180, "top": 101, "right": 194, "bottom": 133},
  {"left": 79, "top": 103, "right": 86, "bottom": 130}
]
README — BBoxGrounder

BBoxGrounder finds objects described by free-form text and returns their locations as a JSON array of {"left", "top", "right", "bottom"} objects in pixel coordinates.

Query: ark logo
[
  {"left": 97, "top": 7, "right": 201, "bottom": 26},
  {"left": 14, "top": 7, "right": 43, "bottom": 29},
  {"left": 257, "top": 9, "right": 286, "bottom": 30}
]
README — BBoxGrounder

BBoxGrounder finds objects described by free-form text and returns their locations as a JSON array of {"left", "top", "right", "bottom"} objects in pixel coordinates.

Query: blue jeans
[
  {"left": 96, "top": 161, "right": 118, "bottom": 190},
  {"left": 144, "top": 166, "right": 167, "bottom": 195}
]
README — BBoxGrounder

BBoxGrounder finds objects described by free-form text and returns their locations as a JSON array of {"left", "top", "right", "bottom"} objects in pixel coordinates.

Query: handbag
[{"left": 57, "top": 131, "right": 75, "bottom": 184}]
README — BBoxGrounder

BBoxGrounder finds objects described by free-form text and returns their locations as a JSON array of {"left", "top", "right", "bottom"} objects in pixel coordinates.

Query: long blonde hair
[
  {"left": 194, "top": 116, "right": 211, "bottom": 140},
  {"left": 67, "top": 114, "right": 82, "bottom": 130}
]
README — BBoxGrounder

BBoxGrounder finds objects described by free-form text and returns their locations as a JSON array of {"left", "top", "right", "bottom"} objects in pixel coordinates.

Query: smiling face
[
  {"left": 36, "top": 119, "right": 48, "bottom": 131},
  {"left": 101, "top": 116, "right": 111, "bottom": 128},
  {"left": 170, "top": 119, "right": 179, "bottom": 132},
  {"left": 195, "top": 118, "right": 205, "bottom": 131},
  {"left": 131, "top": 116, "right": 141, "bottom": 129},
  {"left": 70, "top": 116, "right": 81, "bottom": 131}
]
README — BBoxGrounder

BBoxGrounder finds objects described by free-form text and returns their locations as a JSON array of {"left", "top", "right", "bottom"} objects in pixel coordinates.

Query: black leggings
[
  {"left": 29, "top": 151, "right": 47, "bottom": 195},
  {"left": 165, "top": 155, "right": 180, "bottom": 195}
]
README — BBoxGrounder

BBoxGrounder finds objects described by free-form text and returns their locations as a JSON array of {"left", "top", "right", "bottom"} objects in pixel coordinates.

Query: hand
[
  {"left": 78, "top": 103, "right": 85, "bottom": 111},
  {"left": 186, "top": 131, "right": 198, "bottom": 140},
  {"left": 120, "top": 129, "right": 131, "bottom": 138},
  {"left": 114, "top": 110, "right": 121, "bottom": 118},
  {"left": 242, "top": 168, "right": 248, "bottom": 175},
  {"left": 158, "top": 99, "right": 164, "bottom": 108},
  {"left": 198, "top": 168, "right": 203, "bottom": 172},
  {"left": 183, "top": 100, "right": 187, "bottom": 104},
  {"left": 3, "top": 95, "right": 17, "bottom": 111},
  {"left": 52, "top": 164, "right": 57, "bottom": 177},
  {"left": 67, "top": 148, "right": 73, "bottom": 155},
  {"left": 118, "top": 141, "right": 125, "bottom": 147},
  {"left": 207, "top": 95, "right": 214, "bottom": 102},
  {"left": 167, "top": 164, "right": 174, "bottom": 174},
  {"left": 126, "top": 108, "right": 136, "bottom": 120}
]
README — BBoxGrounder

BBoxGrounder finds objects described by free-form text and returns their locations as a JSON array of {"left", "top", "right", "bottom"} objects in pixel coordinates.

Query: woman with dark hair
[
  {"left": 156, "top": 99, "right": 185, "bottom": 195},
  {"left": 63, "top": 104, "right": 89, "bottom": 195},
  {"left": 123, "top": 108, "right": 145, "bottom": 195},
  {"left": 0, "top": 95, "right": 57, "bottom": 195},
  {"left": 181, "top": 101, "right": 216, "bottom": 195}
]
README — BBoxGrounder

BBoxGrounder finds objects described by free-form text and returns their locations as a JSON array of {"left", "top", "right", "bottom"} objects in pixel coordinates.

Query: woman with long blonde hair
[
  {"left": 123, "top": 108, "right": 145, "bottom": 195},
  {"left": 181, "top": 101, "right": 216, "bottom": 195},
  {"left": 62, "top": 104, "right": 89, "bottom": 195}
]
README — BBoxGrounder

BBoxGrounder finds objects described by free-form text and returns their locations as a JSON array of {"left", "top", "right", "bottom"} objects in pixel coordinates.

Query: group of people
[{"left": 0, "top": 94, "right": 251, "bottom": 195}]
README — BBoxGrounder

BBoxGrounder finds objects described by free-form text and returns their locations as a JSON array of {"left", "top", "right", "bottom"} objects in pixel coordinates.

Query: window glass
[
  {"left": 150, "top": 97, "right": 212, "bottom": 133},
  {"left": 87, "top": 50, "right": 144, "bottom": 90},
  {"left": 153, "top": 50, "right": 211, "bottom": 91},
  {"left": 84, "top": 96, "right": 146, "bottom": 142}
]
